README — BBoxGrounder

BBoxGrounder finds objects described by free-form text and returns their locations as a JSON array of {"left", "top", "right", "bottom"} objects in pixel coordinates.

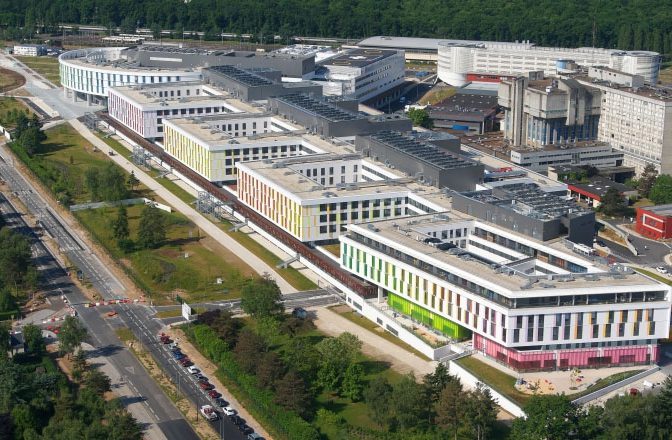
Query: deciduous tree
[
  {"left": 340, "top": 363, "right": 364, "bottom": 402},
  {"left": 22, "top": 324, "right": 43, "bottom": 356},
  {"left": 240, "top": 275, "right": 284, "bottom": 319},
  {"left": 649, "top": 174, "right": 672, "bottom": 205},
  {"left": 58, "top": 316, "right": 87, "bottom": 357},
  {"left": 435, "top": 380, "right": 464, "bottom": 440},
  {"left": 274, "top": 370, "right": 312, "bottom": 419},
  {"left": 137, "top": 205, "right": 166, "bottom": 249}
]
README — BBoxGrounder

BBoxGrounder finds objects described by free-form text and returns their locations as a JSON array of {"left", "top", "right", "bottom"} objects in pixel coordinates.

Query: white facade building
[
  {"left": 13, "top": 44, "right": 47, "bottom": 56},
  {"left": 315, "top": 48, "right": 405, "bottom": 102},
  {"left": 574, "top": 68, "right": 672, "bottom": 175},
  {"left": 509, "top": 142, "right": 624, "bottom": 172},
  {"left": 59, "top": 47, "right": 201, "bottom": 104},
  {"left": 341, "top": 214, "right": 671, "bottom": 371},
  {"left": 438, "top": 41, "right": 660, "bottom": 87},
  {"left": 107, "top": 82, "right": 244, "bottom": 139}
]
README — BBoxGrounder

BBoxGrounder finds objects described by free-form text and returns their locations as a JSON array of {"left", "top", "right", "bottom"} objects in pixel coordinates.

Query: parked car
[
  {"left": 239, "top": 424, "right": 253, "bottom": 435},
  {"left": 179, "top": 359, "right": 193, "bottom": 367},
  {"left": 187, "top": 366, "right": 200, "bottom": 374},
  {"left": 656, "top": 266, "right": 669, "bottom": 274},
  {"left": 222, "top": 406, "right": 237, "bottom": 416},
  {"left": 213, "top": 398, "right": 228, "bottom": 408},
  {"left": 172, "top": 353, "right": 185, "bottom": 360},
  {"left": 207, "top": 390, "right": 221, "bottom": 399},
  {"left": 199, "top": 382, "right": 214, "bottom": 391},
  {"left": 247, "top": 434, "right": 264, "bottom": 440},
  {"left": 199, "top": 405, "right": 218, "bottom": 421},
  {"left": 196, "top": 375, "right": 209, "bottom": 383}
]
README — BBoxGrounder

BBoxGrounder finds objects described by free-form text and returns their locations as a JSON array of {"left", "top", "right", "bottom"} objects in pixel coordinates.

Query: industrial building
[
  {"left": 203, "top": 65, "right": 322, "bottom": 102},
  {"left": 438, "top": 41, "right": 660, "bottom": 86},
  {"left": 428, "top": 92, "right": 499, "bottom": 134},
  {"left": 340, "top": 214, "right": 671, "bottom": 371},
  {"left": 107, "top": 81, "right": 247, "bottom": 139},
  {"left": 567, "top": 178, "right": 637, "bottom": 208},
  {"left": 498, "top": 72, "right": 602, "bottom": 147},
  {"left": 355, "top": 131, "right": 484, "bottom": 191},
  {"left": 452, "top": 182, "right": 595, "bottom": 245},
  {"left": 636, "top": 205, "right": 672, "bottom": 240},
  {"left": 267, "top": 93, "right": 411, "bottom": 137},
  {"left": 314, "top": 48, "right": 405, "bottom": 102}
]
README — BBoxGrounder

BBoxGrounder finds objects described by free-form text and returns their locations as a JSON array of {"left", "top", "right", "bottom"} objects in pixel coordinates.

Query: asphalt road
[
  {"left": 0, "top": 191, "right": 199, "bottom": 440},
  {"left": 0, "top": 144, "right": 126, "bottom": 299}
]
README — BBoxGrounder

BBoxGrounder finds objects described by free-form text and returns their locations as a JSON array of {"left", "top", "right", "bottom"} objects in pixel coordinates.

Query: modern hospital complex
[{"left": 61, "top": 37, "right": 671, "bottom": 372}]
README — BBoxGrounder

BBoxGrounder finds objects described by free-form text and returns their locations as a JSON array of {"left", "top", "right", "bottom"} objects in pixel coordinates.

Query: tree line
[
  {"left": 0, "top": 316, "right": 143, "bottom": 439},
  {"left": 0, "top": 214, "right": 37, "bottom": 320},
  {"left": 2, "top": 0, "right": 672, "bottom": 55}
]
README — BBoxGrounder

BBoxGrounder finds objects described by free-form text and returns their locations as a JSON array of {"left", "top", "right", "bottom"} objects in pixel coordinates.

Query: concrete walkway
[
  {"left": 312, "top": 307, "right": 436, "bottom": 377},
  {"left": 82, "top": 342, "right": 168, "bottom": 440},
  {"left": 69, "top": 119, "right": 296, "bottom": 294}
]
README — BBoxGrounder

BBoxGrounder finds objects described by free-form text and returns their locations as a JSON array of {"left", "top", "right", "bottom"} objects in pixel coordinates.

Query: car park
[{"left": 222, "top": 406, "right": 237, "bottom": 416}]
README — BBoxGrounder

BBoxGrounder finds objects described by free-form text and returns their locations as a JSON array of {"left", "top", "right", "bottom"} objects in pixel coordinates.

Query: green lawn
[
  {"left": 634, "top": 268, "right": 672, "bottom": 285},
  {"left": 334, "top": 308, "right": 432, "bottom": 361},
  {"left": 95, "top": 132, "right": 133, "bottom": 160},
  {"left": 220, "top": 219, "right": 318, "bottom": 291},
  {"left": 75, "top": 205, "right": 255, "bottom": 303},
  {"left": 569, "top": 369, "right": 646, "bottom": 400},
  {"left": 322, "top": 243, "right": 341, "bottom": 258},
  {"left": 0, "top": 97, "right": 31, "bottom": 128},
  {"left": 455, "top": 356, "right": 532, "bottom": 407},
  {"left": 15, "top": 55, "right": 61, "bottom": 86}
]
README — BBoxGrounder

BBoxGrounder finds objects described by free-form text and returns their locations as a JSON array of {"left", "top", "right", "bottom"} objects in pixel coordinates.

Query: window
[
  {"left": 648, "top": 322, "right": 656, "bottom": 335},
  {"left": 513, "top": 329, "right": 520, "bottom": 343}
]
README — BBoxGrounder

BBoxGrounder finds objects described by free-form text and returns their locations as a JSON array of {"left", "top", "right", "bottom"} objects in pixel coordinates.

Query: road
[
  {"left": 0, "top": 191, "right": 199, "bottom": 440},
  {"left": 0, "top": 143, "right": 126, "bottom": 299}
]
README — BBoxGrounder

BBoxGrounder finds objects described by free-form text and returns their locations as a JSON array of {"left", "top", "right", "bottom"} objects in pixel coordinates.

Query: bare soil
[{"left": 0, "top": 67, "right": 26, "bottom": 92}]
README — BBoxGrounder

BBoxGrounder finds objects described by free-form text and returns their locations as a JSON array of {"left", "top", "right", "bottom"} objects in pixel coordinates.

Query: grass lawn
[
  {"left": 455, "top": 356, "right": 532, "bottom": 407},
  {"left": 569, "top": 369, "right": 646, "bottom": 400},
  {"left": 75, "top": 205, "right": 255, "bottom": 303},
  {"left": 634, "top": 268, "right": 672, "bottom": 285},
  {"left": 95, "top": 132, "right": 133, "bottom": 160},
  {"left": 659, "top": 65, "right": 672, "bottom": 84},
  {"left": 0, "top": 97, "right": 31, "bottom": 127},
  {"left": 156, "top": 306, "right": 207, "bottom": 318},
  {"left": 220, "top": 219, "right": 318, "bottom": 291},
  {"left": 322, "top": 243, "right": 341, "bottom": 258},
  {"left": 418, "top": 85, "right": 456, "bottom": 105},
  {"left": 333, "top": 307, "right": 432, "bottom": 361},
  {"left": 15, "top": 55, "right": 61, "bottom": 86}
]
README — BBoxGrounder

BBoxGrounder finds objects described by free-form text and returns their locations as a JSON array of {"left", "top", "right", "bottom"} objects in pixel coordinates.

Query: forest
[{"left": 1, "top": 0, "right": 672, "bottom": 54}]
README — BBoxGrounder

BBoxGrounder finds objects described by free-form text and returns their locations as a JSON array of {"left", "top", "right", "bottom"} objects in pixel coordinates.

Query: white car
[
  {"left": 199, "top": 405, "right": 218, "bottom": 421},
  {"left": 187, "top": 366, "right": 200, "bottom": 374},
  {"left": 222, "top": 406, "right": 237, "bottom": 416},
  {"left": 656, "top": 266, "right": 669, "bottom": 274}
]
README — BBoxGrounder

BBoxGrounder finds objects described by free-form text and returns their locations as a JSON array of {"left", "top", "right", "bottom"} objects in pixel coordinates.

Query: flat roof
[
  {"left": 511, "top": 140, "right": 612, "bottom": 153},
  {"left": 275, "top": 94, "right": 363, "bottom": 122},
  {"left": 569, "top": 178, "right": 635, "bottom": 197},
  {"left": 641, "top": 204, "right": 672, "bottom": 216},
  {"left": 322, "top": 48, "right": 398, "bottom": 67},
  {"left": 574, "top": 75, "right": 672, "bottom": 102},
  {"left": 348, "top": 214, "right": 662, "bottom": 293},
  {"left": 110, "top": 82, "right": 231, "bottom": 106},
  {"left": 207, "top": 65, "right": 275, "bottom": 87},
  {"left": 369, "top": 131, "right": 479, "bottom": 170}
]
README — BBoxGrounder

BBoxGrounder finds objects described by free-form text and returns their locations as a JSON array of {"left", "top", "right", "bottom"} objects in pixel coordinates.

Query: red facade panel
[{"left": 635, "top": 207, "right": 672, "bottom": 240}]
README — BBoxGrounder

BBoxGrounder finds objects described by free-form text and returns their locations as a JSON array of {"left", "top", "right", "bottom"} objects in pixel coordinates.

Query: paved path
[
  {"left": 312, "top": 307, "right": 436, "bottom": 377},
  {"left": 70, "top": 119, "right": 296, "bottom": 294}
]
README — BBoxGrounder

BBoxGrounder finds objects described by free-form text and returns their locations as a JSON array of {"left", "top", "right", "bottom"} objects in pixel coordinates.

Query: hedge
[{"left": 185, "top": 324, "right": 319, "bottom": 440}]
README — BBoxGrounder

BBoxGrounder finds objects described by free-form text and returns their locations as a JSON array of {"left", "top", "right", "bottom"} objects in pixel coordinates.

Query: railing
[{"left": 99, "top": 112, "right": 377, "bottom": 298}]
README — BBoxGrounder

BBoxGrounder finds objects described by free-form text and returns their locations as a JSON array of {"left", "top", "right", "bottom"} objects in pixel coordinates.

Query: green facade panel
[{"left": 388, "top": 292, "right": 471, "bottom": 340}]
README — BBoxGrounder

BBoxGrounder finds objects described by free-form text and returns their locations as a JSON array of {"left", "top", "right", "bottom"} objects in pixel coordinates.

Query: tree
[
  {"left": 256, "top": 352, "right": 285, "bottom": 389},
  {"left": 83, "top": 369, "right": 112, "bottom": 396},
  {"left": 511, "top": 394, "right": 582, "bottom": 440},
  {"left": 315, "top": 332, "right": 362, "bottom": 391},
  {"left": 435, "top": 380, "right": 465, "bottom": 440},
  {"left": 462, "top": 383, "right": 498, "bottom": 440},
  {"left": 100, "top": 164, "right": 130, "bottom": 201},
  {"left": 423, "top": 363, "right": 459, "bottom": 403},
  {"left": 0, "top": 289, "right": 17, "bottom": 315},
  {"left": 391, "top": 373, "right": 428, "bottom": 431},
  {"left": 638, "top": 163, "right": 658, "bottom": 197},
  {"left": 407, "top": 108, "right": 433, "bottom": 128},
  {"left": 283, "top": 336, "right": 321, "bottom": 383},
  {"left": 136, "top": 205, "right": 166, "bottom": 249},
  {"left": 240, "top": 275, "right": 284, "bottom": 319},
  {"left": 340, "top": 363, "right": 364, "bottom": 401},
  {"left": 71, "top": 348, "right": 88, "bottom": 382},
  {"left": 84, "top": 168, "right": 101, "bottom": 201},
  {"left": 22, "top": 324, "right": 43, "bottom": 356},
  {"left": 0, "top": 227, "right": 33, "bottom": 288},
  {"left": 127, "top": 171, "right": 140, "bottom": 191},
  {"left": 58, "top": 316, "right": 87, "bottom": 357},
  {"left": 275, "top": 370, "right": 312, "bottom": 418},
  {"left": 364, "top": 376, "right": 393, "bottom": 428},
  {"left": 106, "top": 405, "right": 144, "bottom": 440},
  {"left": 111, "top": 205, "right": 130, "bottom": 241},
  {"left": 649, "top": 174, "right": 672, "bottom": 205},
  {"left": 599, "top": 187, "right": 627, "bottom": 216},
  {"left": 233, "top": 328, "right": 267, "bottom": 374}
]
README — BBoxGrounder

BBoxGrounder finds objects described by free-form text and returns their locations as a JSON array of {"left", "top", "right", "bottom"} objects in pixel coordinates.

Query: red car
[
  {"left": 199, "top": 382, "right": 214, "bottom": 390},
  {"left": 208, "top": 390, "right": 220, "bottom": 399}
]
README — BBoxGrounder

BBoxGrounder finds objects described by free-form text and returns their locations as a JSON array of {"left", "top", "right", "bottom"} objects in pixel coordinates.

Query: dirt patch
[
  {"left": 165, "top": 327, "right": 272, "bottom": 440},
  {"left": 0, "top": 67, "right": 26, "bottom": 92}
]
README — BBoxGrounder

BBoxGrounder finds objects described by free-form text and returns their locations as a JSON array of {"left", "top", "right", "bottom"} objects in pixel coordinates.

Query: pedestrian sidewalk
[
  {"left": 312, "top": 307, "right": 436, "bottom": 377},
  {"left": 70, "top": 119, "right": 296, "bottom": 294}
]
